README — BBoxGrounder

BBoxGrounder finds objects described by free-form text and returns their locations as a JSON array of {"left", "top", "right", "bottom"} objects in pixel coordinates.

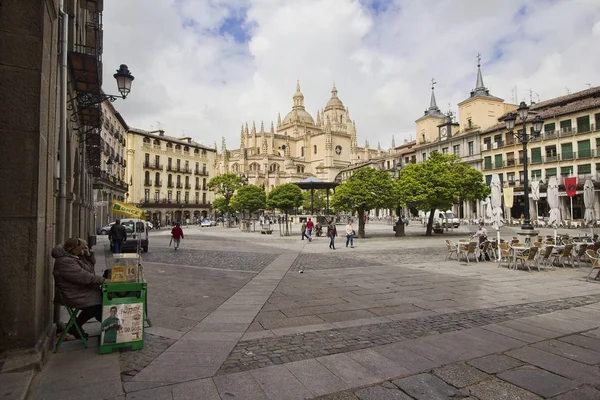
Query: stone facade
[
  {"left": 126, "top": 128, "right": 217, "bottom": 224},
  {"left": 215, "top": 82, "right": 388, "bottom": 190},
  {"left": 0, "top": 0, "right": 102, "bottom": 359}
]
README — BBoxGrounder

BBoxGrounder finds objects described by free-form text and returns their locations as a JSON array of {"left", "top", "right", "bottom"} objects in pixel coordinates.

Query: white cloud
[{"left": 102, "top": 0, "right": 600, "bottom": 149}]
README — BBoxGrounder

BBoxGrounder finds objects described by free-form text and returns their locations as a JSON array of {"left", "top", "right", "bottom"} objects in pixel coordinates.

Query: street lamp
[
  {"left": 504, "top": 102, "right": 544, "bottom": 230},
  {"left": 76, "top": 64, "right": 135, "bottom": 107}
]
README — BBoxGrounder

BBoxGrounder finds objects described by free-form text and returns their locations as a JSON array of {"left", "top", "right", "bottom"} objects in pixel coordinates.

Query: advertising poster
[{"left": 100, "top": 303, "right": 144, "bottom": 345}]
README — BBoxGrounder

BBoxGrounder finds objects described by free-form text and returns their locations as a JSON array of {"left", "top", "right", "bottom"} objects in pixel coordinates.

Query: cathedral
[{"left": 214, "top": 82, "right": 390, "bottom": 191}]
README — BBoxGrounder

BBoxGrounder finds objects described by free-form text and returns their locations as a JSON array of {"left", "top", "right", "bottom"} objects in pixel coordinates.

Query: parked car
[
  {"left": 96, "top": 223, "right": 114, "bottom": 235},
  {"left": 200, "top": 219, "right": 215, "bottom": 227}
]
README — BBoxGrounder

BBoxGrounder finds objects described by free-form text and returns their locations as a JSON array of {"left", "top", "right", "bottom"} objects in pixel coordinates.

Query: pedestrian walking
[
  {"left": 327, "top": 220, "right": 337, "bottom": 250},
  {"left": 301, "top": 221, "right": 311, "bottom": 241},
  {"left": 171, "top": 222, "right": 184, "bottom": 250},
  {"left": 108, "top": 219, "right": 127, "bottom": 254},
  {"left": 345, "top": 220, "right": 355, "bottom": 248},
  {"left": 306, "top": 218, "right": 314, "bottom": 239}
]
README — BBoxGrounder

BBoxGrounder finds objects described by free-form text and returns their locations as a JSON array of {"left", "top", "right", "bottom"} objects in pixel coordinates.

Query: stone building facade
[
  {"left": 126, "top": 128, "right": 217, "bottom": 224},
  {"left": 0, "top": 0, "right": 107, "bottom": 362},
  {"left": 215, "top": 82, "right": 385, "bottom": 190}
]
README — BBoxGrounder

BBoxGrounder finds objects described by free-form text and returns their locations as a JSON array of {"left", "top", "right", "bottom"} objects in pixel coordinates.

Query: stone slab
[
  {"left": 392, "top": 373, "right": 464, "bottom": 400},
  {"left": 132, "top": 364, "right": 216, "bottom": 383},
  {"left": 497, "top": 366, "right": 579, "bottom": 398},
  {"left": 346, "top": 348, "right": 412, "bottom": 380},
  {"left": 551, "top": 385, "right": 600, "bottom": 400},
  {"left": 532, "top": 339, "right": 600, "bottom": 365},
  {"left": 213, "top": 371, "right": 268, "bottom": 400},
  {"left": 374, "top": 343, "right": 440, "bottom": 373},
  {"left": 179, "top": 331, "right": 244, "bottom": 342},
  {"left": 125, "top": 386, "right": 173, "bottom": 400},
  {"left": 285, "top": 359, "right": 349, "bottom": 396},
  {"left": 317, "top": 353, "right": 382, "bottom": 387},
  {"left": 506, "top": 346, "right": 600, "bottom": 385},
  {"left": 497, "top": 320, "right": 563, "bottom": 339},
  {"left": 331, "top": 316, "right": 391, "bottom": 329},
  {"left": 258, "top": 315, "right": 325, "bottom": 330},
  {"left": 171, "top": 378, "right": 220, "bottom": 400},
  {"left": 123, "top": 381, "right": 172, "bottom": 393},
  {"left": 146, "top": 326, "right": 185, "bottom": 340},
  {"left": 460, "top": 327, "right": 527, "bottom": 353},
  {"left": 241, "top": 330, "right": 275, "bottom": 341},
  {"left": 516, "top": 316, "right": 580, "bottom": 335},
  {"left": 318, "top": 310, "right": 379, "bottom": 323},
  {"left": 397, "top": 338, "right": 465, "bottom": 364},
  {"left": 467, "top": 354, "right": 523, "bottom": 374},
  {"left": 432, "top": 362, "right": 490, "bottom": 388},
  {"left": 270, "top": 322, "right": 337, "bottom": 336},
  {"left": 482, "top": 323, "right": 545, "bottom": 344},
  {"left": 464, "top": 377, "right": 542, "bottom": 400},
  {"left": 559, "top": 334, "right": 600, "bottom": 352},
  {"left": 250, "top": 365, "right": 313, "bottom": 400},
  {"left": 0, "top": 371, "right": 33, "bottom": 400},
  {"left": 354, "top": 385, "right": 413, "bottom": 400},
  {"left": 190, "top": 322, "right": 249, "bottom": 333}
]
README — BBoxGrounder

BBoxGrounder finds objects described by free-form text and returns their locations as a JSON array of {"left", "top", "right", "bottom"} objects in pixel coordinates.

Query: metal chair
[
  {"left": 498, "top": 242, "right": 510, "bottom": 268},
  {"left": 515, "top": 247, "right": 540, "bottom": 272},
  {"left": 538, "top": 245, "right": 554, "bottom": 270},
  {"left": 585, "top": 250, "right": 600, "bottom": 281},
  {"left": 573, "top": 244, "right": 588, "bottom": 268},
  {"left": 459, "top": 242, "right": 479, "bottom": 263},
  {"left": 54, "top": 292, "right": 88, "bottom": 353},
  {"left": 552, "top": 244, "right": 574, "bottom": 268},
  {"left": 445, "top": 240, "right": 458, "bottom": 260}
]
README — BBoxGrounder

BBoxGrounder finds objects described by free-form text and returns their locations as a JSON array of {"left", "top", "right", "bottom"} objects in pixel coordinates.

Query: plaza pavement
[{"left": 9, "top": 221, "right": 600, "bottom": 399}]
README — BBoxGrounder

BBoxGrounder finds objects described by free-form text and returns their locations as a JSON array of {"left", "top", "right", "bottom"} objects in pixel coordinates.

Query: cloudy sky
[{"left": 103, "top": 0, "right": 600, "bottom": 150}]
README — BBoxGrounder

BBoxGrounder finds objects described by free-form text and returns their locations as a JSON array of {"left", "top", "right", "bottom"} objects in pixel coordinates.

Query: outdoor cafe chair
[
  {"left": 445, "top": 240, "right": 458, "bottom": 260},
  {"left": 533, "top": 242, "right": 543, "bottom": 248},
  {"left": 585, "top": 249, "right": 600, "bottom": 281},
  {"left": 497, "top": 243, "right": 510, "bottom": 268},
  {"left": 459, "top": 242, "right": 478, "bottom": 263},
  {"left": 515, "top": 247, "right": 540, "bottom": 272},
  {"left": 552, "top": 244, "right": 574, "bottom": 268},
  {"left": 538, "top": 245, "right": 554, "bottom": 270},
  {"left": 572, "top": 243, "right": 588, "bottom": 268}
]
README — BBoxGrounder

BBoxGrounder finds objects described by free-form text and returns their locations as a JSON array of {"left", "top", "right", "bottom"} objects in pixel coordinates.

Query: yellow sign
[{"left": 110, "top": 200, "right": 146, "bottom": 219}]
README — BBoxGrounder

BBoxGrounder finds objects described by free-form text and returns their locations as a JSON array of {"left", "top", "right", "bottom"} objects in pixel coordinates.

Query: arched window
[
  {"left": 175, "top": 144, "right": 181, "bottom": 150},
  {"left": 202, "top": 178, "right": 207, "bottom": 189},
  {"left": 314, "top": 145, "right": 317, "bottom": 154},
  {"left": 195, "top": 177, "right": 199, "bottom": 187},
  {"left": 155, "top": 172, "right": 160, "bottom": 184},
  {"left": 168, "top": 174, "right": 172, "bottom": 185},
  {"left": 176, "top": 175, "right": 181, "bottom": 185},
  {"left": 143, "top": 137, "right": 150, "bottom": 143},
  {"left": 184, "top": 146, "right": 189, "bottom": 152},
  {"left": 145, "top": 171, "right": 150, "bottom": 182},
  {"left": 301, "top": 147, "right": 305, "bottom": 157},
  {"left": 185, "top": 176, "right": 189, "bottom": 185},
  {"left": 340, "top": 115, "right": 343, "bottom": 124}
]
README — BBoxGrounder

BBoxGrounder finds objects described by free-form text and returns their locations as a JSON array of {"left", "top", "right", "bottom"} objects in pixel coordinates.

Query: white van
[
  {"left": 424, "top": 210, "right": 460, "bottom": 228},
  {"left": 111, "top": 218, "right": 149, "bottom": 252}
]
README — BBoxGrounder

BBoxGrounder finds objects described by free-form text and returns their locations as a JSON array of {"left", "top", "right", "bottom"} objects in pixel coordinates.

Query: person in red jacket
[{"left": 171, "top": 222, "right": 184, "bottom": 250}]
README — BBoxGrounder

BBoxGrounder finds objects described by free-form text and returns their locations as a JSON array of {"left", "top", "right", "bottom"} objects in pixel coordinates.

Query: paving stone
[
  {"left": 250, "top": 365, "right": 313, "bottom": 400},
  {"left": 583, "top": 328, "right": 600, "bottom": 339},
  {"left": 468, "top": 354, "right": 523, "bottom": 374},
  {"left": 259, "top": 315, "right": 326, "bottom": 330},
  {"left": 532, "top": 339, "right": 600, "bottom": 365},
  {"left": 498, "top": 366, "right": 579, "bottom": 398},
  {"left": 318, "top": 310, "right": 379, "bottom": 323},
  {"left": 465, "top": 377, "right": 542, "bottom": 400},
  {"left": 550, "top": 385, "right": 600, "bottom": 400},
  {"left": 392, "top": 373, "right": 466, "bottom": 399},
  {"left": 374, "top": 344, "right": 440, "bottom": 373},
  {"left": 213, "top": 371, "right": 268, "bottom": 400},
  {"left": 432, "top": 362, "right": 490, "bottom": 388},
  {"left": 482, "top": 324, "right": 545, "bottom": 344},
  {"left": 125, "top": 385, "right": 173, "bottom": 400},
  {"left": 171, "top": 378, "right": 220, "bottom": 400},
  {"left": 285, "top": 359, "right": 349, "bottom": 396},
  {"left": 506, "top": 346, "right": 600, "bottom": 385},
  {"left": 354, "top": 385, "right": 413, "bottom": 400},
  {"left": 317, "top": 353, "right": 382, "bottom": 387},
  {"left": 346, "top": 349, "right": 411, "bottom": 380},
  {"left": 498, "top": 320, "right": 563, "bottom": 340},
  {"left": 315, "top": 391, "right": 359, "bottom": 400},
  {"left": 559, "top": 334, "right": 600, "bottom": 352}
]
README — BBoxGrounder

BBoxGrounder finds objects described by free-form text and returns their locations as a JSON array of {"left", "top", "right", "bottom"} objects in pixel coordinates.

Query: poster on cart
[{"left": 100, "top": 302, "right": 144, "bottom": 345}]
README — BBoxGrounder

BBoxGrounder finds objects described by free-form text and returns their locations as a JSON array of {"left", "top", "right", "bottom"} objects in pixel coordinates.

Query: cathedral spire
[
  {"left": 293, "top": 80, "right": 305, "bottom": 110},
  {"left": 331, "top": 82, "right": 338, "bottom": 98},
  {"left": 240, "top": 124, "right": 245, "bottom": 148},
  {"left": 251, "top": 121, "right": 256, "bottom": 135},
  {"left": 245, "top": 122, "right": 249, "bottom": 135},
  {"left": 260, "top": 121, "right": 265, "bottom": 133},
  {"left": 391, "top": 135, "right": 396, "bottom": 149},
  {"left": 429, "top": 78, "right": 439, "bottom": 112},
  {"left": 316, "top": 110, "right": 322, "bottom": 127},
  {"left": 475, "top": 53, "right": 485, "bottom": 90},
  {"left": 270, "top": 121, "right": 274, "bottom": 135},
  {"left": 221, "top": 136, "right": 227, "bottom": 151},
  {"left": 277, "top": 112, "right": 282, "bottom": 128}
]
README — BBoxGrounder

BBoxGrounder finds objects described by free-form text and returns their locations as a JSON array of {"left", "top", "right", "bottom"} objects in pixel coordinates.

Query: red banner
[{"left": 565, "top": 177, "right": 577, "bottom": 197}]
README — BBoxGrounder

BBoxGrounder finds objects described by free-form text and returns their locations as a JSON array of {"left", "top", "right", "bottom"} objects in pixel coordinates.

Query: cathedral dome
[
  {"left": 283, "top": 109, "right": 315, "bottom": 125},
  {"left": 324, "top": 84, "right": 345, "bottom": 112}
]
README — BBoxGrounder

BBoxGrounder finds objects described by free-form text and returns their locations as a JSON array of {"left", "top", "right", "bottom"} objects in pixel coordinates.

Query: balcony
[
  {"left": 561, "top": 152, "right": 575, "bottom": 161},
  {"left": 94, "top": 171, "right": 129, "bottom": 192},
  {"left": 182, "top": 167, "right": 192, "bottom": 174},
  {"left": 176, "top": 183, "right": 183, "bottom": 189},
  {"left": 506, "top": 159, "right": 515, "bottom": 167},
  {"left": 154, "top": 180, "right": 162, "bottom": 187},
  {"left": 143, "top": 162, "right": 163, "bottom": 171},
  {"left": 483, "top": 163, "right": 493, "bottom": 171},
  {"left": 144, "top": 180, "right": 152, "bottom": 187},
  {"left": 166, "top": 165, "right": 176, "bottom": 172},
  {"left": 545, "top": 155, "right": 559, "bottom": 162},
  {"left": 577, "top": 149, "right": 595, "bottom": 159},
  {"left": 184, "top": 184, "right": 192, "bottom": 190},
  {"left": 167, "top": 183, "right": 174, "bottom": 188},
  {"left": 195, "top": 185, "right": 202, "bottom": 190},
  {"left": 195, "top": 170, "right": 209, "bottom": 176}
]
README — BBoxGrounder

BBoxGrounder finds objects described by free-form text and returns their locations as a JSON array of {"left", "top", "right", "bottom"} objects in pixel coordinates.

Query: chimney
[{"left": 158, "top": 130, "right": 165, "bottom": 136}]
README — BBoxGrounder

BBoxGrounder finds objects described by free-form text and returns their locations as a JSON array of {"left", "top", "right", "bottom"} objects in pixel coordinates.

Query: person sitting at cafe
[
  {"left": 473, "top": 222, "right": 488, "bottom": 243},
  {"left": 52, "top": 238, "right": 105, "bottom": 339}
]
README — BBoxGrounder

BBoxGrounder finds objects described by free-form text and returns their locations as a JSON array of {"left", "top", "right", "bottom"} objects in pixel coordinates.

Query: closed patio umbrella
[
  {"left": 485, "top": 196, "right": 493, "bottom": 222},
  {"left": 547, "top": 176, "right": 561, "bottom": 242},
  {"left": 531, "top": 180, "right": 540, "bottom": 222},
  {"left": 491, "top": 174, "right": 504, "bottom": 231},
  {"left": 584, "top": 179, "right": 595, "bottom": 235}
]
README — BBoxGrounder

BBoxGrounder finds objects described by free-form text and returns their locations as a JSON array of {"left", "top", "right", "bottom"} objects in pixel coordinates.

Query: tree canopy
[
  {"left": 266, "top": 183, "right": 303, "bottom": 214},
  {"left": 331, "top": 167, "right": 396, "bottom": 237},
  {"left": 207, "top": 173, "right": 244, "bottom": 222},
  {"left": 230, "top": 185, "right": 266, "bottom": 218},
  {"left": 302, "top": 189, "right": 329, "bottom": 213},
  {"left": 396, "top": 152, "right": 489, "bottom": 235}
]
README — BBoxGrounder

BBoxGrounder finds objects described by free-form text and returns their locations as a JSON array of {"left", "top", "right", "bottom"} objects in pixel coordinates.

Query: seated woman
[{"left": 52, "top": 237, "right": 105, "bottom": 339}]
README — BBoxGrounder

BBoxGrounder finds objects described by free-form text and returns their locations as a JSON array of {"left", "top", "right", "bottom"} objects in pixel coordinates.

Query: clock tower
[{"left": 437, "top": 111, "right": 459, "bottom": 141}]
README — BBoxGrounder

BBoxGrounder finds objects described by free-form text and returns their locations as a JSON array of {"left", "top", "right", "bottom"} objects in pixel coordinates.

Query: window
[
  {"left": 202, "top": 163, "right": 207, "bottom": 174},
  {"left": 506, "top": 152, "right": 515, "bottom": 166},
  {"left": 560, "top": 166, "right": 573, "bottom": 176},
  {"left": 530, "top": 148, "right": 542, "bottom": 163},
  {"left": 301, "top": 147, "right": 305, "bottom": 157},
  {"left": 560, "top": 119, "right": 572, "bottom": 132},
  {"left": 561, "top": 143, "right": 573, "bottom": 160},
  {"left": 453, "top": 145, "right": 460, "bottom": 156},
  {"left": 144, "top": 153, "right": 149, "bottom": 165},
  {"left": 494, "top": 154, "right": 502, "bottom": 168},
  {"left": 176, "top": 191, "right": 181, "bottom": 203},
  {"left": 195, "top": 162, "right": 199, "bottom": 173},
  {"left": 185, "top": 160, "right": 189, "bottom": 170},
  {"left": 422, "top": 152, "right": 427, "bottom": 161},
  {"left": 202, "top": 193, "right": 206, "bottom": 203},
  {"left": 195, "top": 177, "right": 199, "bottom": 187},
  {"left": 185, "top": 176, "right": 189, "bottom": 185},
  {"left": 144, "top": 171, "right": 150, "bottom": 183},
  {"left": 257, "top": 148, "right": 260, "bottom": 155},
  {"left": 577, "top": 139, "right": 591, "bottom": 158},
  {"left": 468, "top": 118, "right": 472, "bottom": 128},
  {"left": 468, "top": 141, "right": 474, "bottom": 155},
  {"left": 176, "top": 159, "right": 181, "bottom": 171},
  {"left": 155, "top": 172, "right": 160, "bottom": 185},
  {"left": 144, "top": 189, "right": 149, "bottom": 202},
  {"left": 185, "top": 192, "right": 189, "bottom": 203},
  {"left": 507, "top": 172, "right": 515, "bottom": 185},
  {"left": 154, "top": 190, "right": 160, "bottom": 202},
  {"left": 176, "top": 175, "right": 181, "bottom": 185},
  {"left": 195, "top": 192, "right": 199, "bottom": 203},
  {"left": 168, "top": 174, "right": 172, "bottom": 186},
  {"left": 203, "top": 178, "right": 206, "bottom": 190},
  {"left": 578, "top": 164, "right": 591, "bottom": 175},
  {"left": 167, "top": 190, "right": 172, "bottom": 201},
  {"left": 577, "top": 116, "right": 591, "bottom": 133},
  {"left": 544, "top": 122, "right": 555, "bottom": 132},
  {"left": 155, "top": 155, "right": 160, "bottom": 166},
  {"left": 168, "top": 158, "right": 172, "bottom": 169},
  {"left": 484, "top": 156, "right": 492, "bottom": 170},
  {"left": 531, "top": 170, "right": 542, "bottom": 179},
  {"left": 545, "top": 168, "right": 557, "bottom": 178},
  {"left": 442, "top": 147, "right": 448, "bottom": 155},
  {"left": 595, "top": 113, "right": 600, "bottom": 130},
  {"left": 485, "top": 175, "right": 492, "bottom": 185},
  {"left": 314, "top": 145, "right": 317, "bottom": 154}
]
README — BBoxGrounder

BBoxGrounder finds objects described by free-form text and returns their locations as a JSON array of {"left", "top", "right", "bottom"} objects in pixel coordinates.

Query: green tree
[
  {"left": 302, "top": 189, "right": 329, "bottom": 213},
  {"left": 230, "top": 185, "right": 266, "bottom": 218},
  {"left": 331, "top": 167, "right": 396, "bottom": 238},
  {"left": 396, "top": 152, "right": 490, "bottom": 236},
  {"left": 266, "top": 183, "right": 303, "bottom": 235},
  {"left": 207, "top": 173, "right": 244, "bottom": 226}
]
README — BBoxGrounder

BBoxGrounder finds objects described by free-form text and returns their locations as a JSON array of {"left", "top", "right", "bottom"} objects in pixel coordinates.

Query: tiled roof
[{"left": 129, "top": 128, "right": 215, "bottom": 151}]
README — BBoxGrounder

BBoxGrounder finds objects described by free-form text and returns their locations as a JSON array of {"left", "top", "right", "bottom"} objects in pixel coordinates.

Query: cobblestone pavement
[
  {"left": 290, "top": 252, "right": 386, "bottom": 272},
  {"left": 218, "top": 294, "right": 600, "bottom": 374}
]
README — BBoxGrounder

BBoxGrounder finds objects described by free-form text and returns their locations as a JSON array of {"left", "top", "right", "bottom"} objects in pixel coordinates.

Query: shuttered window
[
  {"left": 544, "top": 123, "right": 555, "bottom": 132},
  {"left": 560, "top": 120, "right": 572, "bottom": 132},
  {"left": 561, "top": 143, "right": 573, "bottom": 160},
  {"left": 531, "top": 147, "right": 542, "bottom": 163},
  {"left": 485, "top": 175, "right": 492, "bottom": 185},
  {"left": 484, "top": 156, "right": 492, "bottom": 170},
  {"left": 578, "top": 164, "right": 591, "bottom": 174},
  {"left": 578, "top": 140, "right": 591, "bottom": 158},
  {"left": 560, "top": 166, "right": 573, "bottom": 176},
  {"left": 531, "top": 170, "right": 542, "bottom": 178},
  {"left": 577, "top": 116, "right": 591, "bottom": 133},
  {"left": 494, "top": 154, "right": 503, "bottom": 168},
  {"left": 546, "top": 168, "right": 557, "bottom": 177}
]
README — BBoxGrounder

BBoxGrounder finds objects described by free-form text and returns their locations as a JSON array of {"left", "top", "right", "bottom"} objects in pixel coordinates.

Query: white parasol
[
  {"left": 547, "top": 176, "right": 561, "bottom": 242},
  {"left": 584, "top": 179, "right": 596, "bottom": 235},
  {"left": 485, "top": 196, "right": 493, "bottom": 222},
  {"left": 490, "top": 174, "right": 504, "bottom": 231},
  {"left": 531, "top": 179, "right": 540, "bottom": 222}
]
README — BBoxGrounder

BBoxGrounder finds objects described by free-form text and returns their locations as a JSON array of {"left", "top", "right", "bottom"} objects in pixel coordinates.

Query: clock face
[
  {"left": 440, "top": 126, "right": 448, "bottom": 138},
  {"left": 335, "top": 145, "right": 342, "bottom": 155}
]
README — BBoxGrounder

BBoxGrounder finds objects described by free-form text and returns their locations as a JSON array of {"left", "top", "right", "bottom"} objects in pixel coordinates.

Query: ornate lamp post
[{"left": 504, "top": 102, "right": 544, "bottom": 230}]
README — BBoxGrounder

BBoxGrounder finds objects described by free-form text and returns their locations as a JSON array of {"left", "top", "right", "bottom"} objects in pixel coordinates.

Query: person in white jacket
[{"left": 345, "top": 220, "right": 355, "bottom": 248}]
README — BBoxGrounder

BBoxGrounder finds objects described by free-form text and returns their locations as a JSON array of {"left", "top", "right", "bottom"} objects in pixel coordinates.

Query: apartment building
[
  {"left": 480, "top": 87, "right": 600, "bottom": 220},
  {"left": 126, "top": 128, "right": 217, "bottom": 224}
]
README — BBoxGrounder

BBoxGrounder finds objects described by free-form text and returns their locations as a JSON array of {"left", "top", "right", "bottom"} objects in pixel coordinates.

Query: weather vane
[
  {"left": 431, "top": 78, "right": 436, "bottom": 90},
  {"left": 477, "top": 53, "right": 482, "bottom": 67}
]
